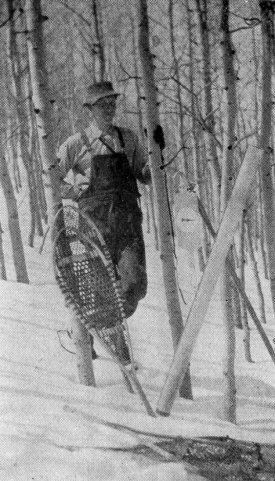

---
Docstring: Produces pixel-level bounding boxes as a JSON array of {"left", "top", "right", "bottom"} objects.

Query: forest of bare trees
[{"left": 0, "top": 0, "right": 275, "bottom": 425}]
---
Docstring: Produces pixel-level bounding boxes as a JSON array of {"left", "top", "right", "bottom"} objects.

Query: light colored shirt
[{"left": 57, "top": 123, "right": 151, "bottom": 199}]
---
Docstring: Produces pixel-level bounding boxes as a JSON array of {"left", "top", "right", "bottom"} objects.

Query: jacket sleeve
[{"left": 57, "top": 136, "right": 82, "bottom": 199}]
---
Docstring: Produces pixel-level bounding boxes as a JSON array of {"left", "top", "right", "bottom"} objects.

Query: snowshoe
[{"left": 53, "top": 204, "right": 153, "bottom": 415}]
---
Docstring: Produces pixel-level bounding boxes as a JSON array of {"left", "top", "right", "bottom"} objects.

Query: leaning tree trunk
[
  {"left": 25, "top": 0, "right": 95, "bottom": 385},
  {"left": 259, "top": 0, "right": 275, "bottom": 318},
  {"left": 157, "top": 145, "right": 261, "bottom": 416},
  {"left": 138, "top": 0, "right": 192, "bottom": 400}
]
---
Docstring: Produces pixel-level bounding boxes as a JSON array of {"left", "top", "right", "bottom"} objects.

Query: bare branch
[{"left": 58, "top": 0, "right": 92, "bottom": 27}]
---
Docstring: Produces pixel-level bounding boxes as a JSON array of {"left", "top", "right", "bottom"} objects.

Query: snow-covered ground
[{"left": 0, "top": 193, "right": 275, "bottom": 480}]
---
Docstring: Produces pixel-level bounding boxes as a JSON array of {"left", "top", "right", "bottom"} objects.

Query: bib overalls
[{"left": 78, "top": 127, "right": 147, "bottom": 318}]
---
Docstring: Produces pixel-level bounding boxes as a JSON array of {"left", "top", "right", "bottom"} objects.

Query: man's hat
[{"left": 83, "top": 82, "right": 119, "bottom": 107}]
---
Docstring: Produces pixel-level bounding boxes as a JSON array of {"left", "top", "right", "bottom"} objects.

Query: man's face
[{"left": 88, "top": 96, "right": 117, "bottom": 131}]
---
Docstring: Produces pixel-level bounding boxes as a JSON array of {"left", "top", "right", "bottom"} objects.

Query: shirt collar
[{"left": 86, "top": 122, "right": 116, "bottom": 140}]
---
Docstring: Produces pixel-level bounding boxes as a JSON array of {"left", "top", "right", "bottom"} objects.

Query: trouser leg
[{"left": 117, "top": 235, "right": 147, "bottom": 318}]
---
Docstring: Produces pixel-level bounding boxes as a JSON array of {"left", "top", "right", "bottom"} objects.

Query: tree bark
[
  {"left": 187, "top": 0, "right": 209, "bottom": 266},
  {"left": 91, "top": 0, "right": 106, "bottom": 81},
  {"left": 138, "top": 0, "right": 192, "bottom": 399},
  {"left": 0, "top": 151, "right": 29, "bottom": 283},
  {"left": 239, "top": 212, "right": 253, "bottom": 362},
  {"left": 195, "top": 0, "right": 221, "bottom": 227},
  {"left": 168, "top": 0, "right": 189, "bottom": 177},
  {"left": 25, "top": 0, "right": 61, "bottom": 227},
  {"left": 71, "top": 315, "right": 95, "bottom": 386},
  {"left": 259, "top": 0, "right": 275, "bottom": 316},
  {"left": 0, "top": 222, "right": 7, "bottom": 280},
  {"left": 246, "top": 215, "right": 267, "bottom": 325},
  {"left": 219, "top": 0, "right": 238, "bottom": 423},
  {"left": 6, "top": 0, "right": 39, "bottom": 247}
]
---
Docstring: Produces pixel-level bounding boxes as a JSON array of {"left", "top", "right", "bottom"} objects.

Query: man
[{"left": 57, "top": 82, "right": 151, "bottom": 359}]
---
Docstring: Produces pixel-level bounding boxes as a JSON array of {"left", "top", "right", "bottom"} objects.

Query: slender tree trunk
[
  {"left": 25, "top": 0, "right": 95, "bottom": 385},
  {"left": 138, "top": 0, "right": 192, "bottom": 399},
  {"left": 6, "top": 114, "right": 20, "bottom": 192},
  {"left": 25, "top": 0, "right": 61, "bottom": 226},
  {"left": 168, "top": 0, "right": 189, "bottom": 177},
  {"left": 239, "top": 212, "right": 253, "bottom": 362},
  {"left": 258, "top": 172, "right": 269, "bottom": 279},
  {"left": 129, "top": 15, "right": 159, "bottom": 248},
  {"left": 0, "top": 151, "right": 29, "bottom": 283},
  {"left": 219, "top": 0, "right": 239, "bottom": 423},
  {"left": 187, "top": 0, "right": 209, "bottom": 266},
  {"left": 71, "top": 315, "right": 95, "bottom": 386},
  {"left": 91, "top": 0, "right": 106, "bottom": 81},
  {"left": 246, "top": 215, "right": 267, "bottom": 325},
  {"left": 0, "top": 222, "right": 7, "bottom": 280},
  {"left": 27, "top": 80, "right": 44, "bottom": 238},
  {"left": 195, "top": 0, "right": 221, "bottom": 227},
  {"left": 259, "top": 0, "right": 275, "bottom": 316}
]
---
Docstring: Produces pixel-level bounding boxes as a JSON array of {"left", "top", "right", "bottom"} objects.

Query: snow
[{"left": 0, "top": 199, "right": 275, "bottom": 480}]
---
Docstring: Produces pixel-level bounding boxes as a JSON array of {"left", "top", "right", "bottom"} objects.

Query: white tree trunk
[
  {"left": 259, "top": 0, "right": 275, "bottom": 318},
  {"left": 0, "top": 222, "right": 7, "bottom": 280},
  {"left": 219, "top": 0, "right": 238, "bottom": 423},
  {"left": 0, "top": 151, "right": 29, "bottom": 283},
  {"left": 25, "top": 0, "right": 61, "bottom": 226},
  {"left": 195, "top": 0, "right": 221, "bottom": 227},
  {"left": 71, "top": 315, "right": 95, "bottom": 386}
]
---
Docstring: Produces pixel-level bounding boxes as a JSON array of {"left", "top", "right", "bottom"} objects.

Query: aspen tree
[
  {"left": 219, "top": 0, "right": 238, "bottom": 423},
  {"left": 91, "top": 0, "right": 106, "bottom": 81},
  {"left": 246, "top": 216, "right": 267, "bottom": 325},
  {"left": 129, "top": 9, "right": 159, "bottom": 249},
  {"left": 25, "top": 0, "right": 95, "bottom": 385},
  {"left": 195, "top": 0, "right": 221, "bottom": 227},
  {"left": 186, "top": 0, "right": 209, "bottom": 265},
  {"left": 259, "top": 0, "right": 275, "bottom": 316},
  {"left": 138, "top": 0, "right": 192, "bottom": 399},
  {"left": 25, "top": 0, "right": 60, "bottom": 227},
  {"left": 239, "top": 212, "right": 253, "bottom": 362},
  {"left": 0, "top": 17, "right": 29, "bottom": 284},
  {"left": 0, "top": 148, "right": 29, "bottom": 283},
  {"left": 168, "top": 0, "right": 188, "bottom": 177},
  {"left": 0, "top": 222, "right": 6, "bottom": 280}
]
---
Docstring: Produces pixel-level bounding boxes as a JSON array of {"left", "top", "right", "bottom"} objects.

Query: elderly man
[{"left": 58, "top": 82, "right": 151, "bottom": 360}]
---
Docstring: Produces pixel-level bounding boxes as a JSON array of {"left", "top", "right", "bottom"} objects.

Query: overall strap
[
  {"left": 114, "top": 126, "right": 125, "bottom": 149},
  {"left": 98, "top": 126, "right": 125, "bottom": 154},
  {"left": 98, "top": 135, "right": 117, "bottom": 155}
]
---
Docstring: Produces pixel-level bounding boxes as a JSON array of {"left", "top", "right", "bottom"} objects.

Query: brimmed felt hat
[{"left": 83, "top": 81, "right": 119, "bottom": 107}]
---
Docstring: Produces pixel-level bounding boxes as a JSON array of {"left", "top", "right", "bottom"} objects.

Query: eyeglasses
[{"left": 93, "top": 97, "right": 117, "bottom": 109}]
